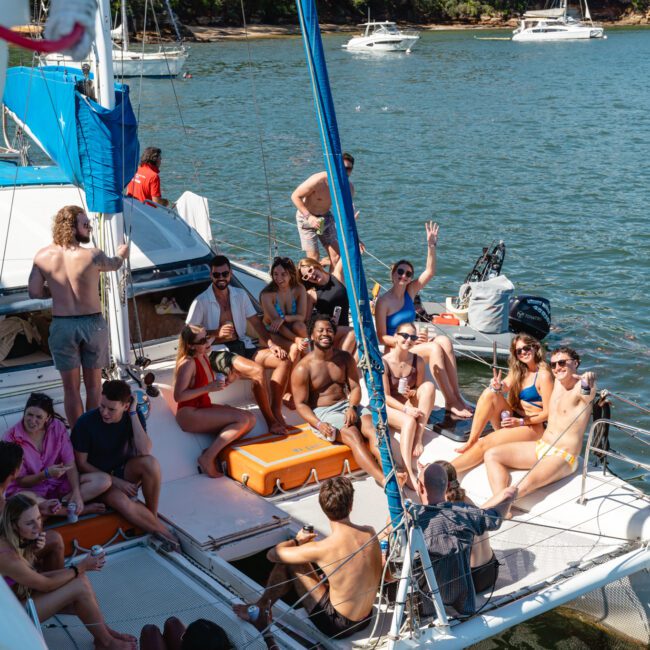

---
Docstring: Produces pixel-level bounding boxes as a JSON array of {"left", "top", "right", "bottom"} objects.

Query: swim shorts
[
  {"left": 49, "top": 313, "right": 109, "bottom": 372},
  {"left": 209, "top": 340, "right": 257, "bottom": 374},
  {"left": 309, "top": 589, "right": 372, "bottom": 639},
  {"left": 471, "top": 552, "right": 500, "bottom": 594},
  {"left": 295, "top": 210, "right": 338, "bottom": 253},
  {"left": 535, "top": 438, "right": 578, "bottom": 472},
  {"left": 312, "top": 400, "right": 371, "bottom": 442}
]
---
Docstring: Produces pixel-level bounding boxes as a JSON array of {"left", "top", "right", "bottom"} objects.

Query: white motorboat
[
  {"left": 343, "top": 21, "right": 419, "bottom": 53},
  {"left": 513, "top": 0, "right": 605, "bottom": 41}
]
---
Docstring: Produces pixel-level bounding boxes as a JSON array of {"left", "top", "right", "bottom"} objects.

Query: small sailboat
[{"left": 512, "top": 0, "right": 605, "bottom": 41}]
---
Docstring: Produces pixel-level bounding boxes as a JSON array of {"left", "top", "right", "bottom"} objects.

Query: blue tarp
[
  {"left": 296, "top": 1, "right": 404, "bottom": 525},
  {"left": 3, "top": 66, "right": 139, "bottom": 213},
  {"left": 0, "top": 163, "right": 71, "bottom": 187}
]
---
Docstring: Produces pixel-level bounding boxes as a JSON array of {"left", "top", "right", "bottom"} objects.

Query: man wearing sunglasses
[
  {"left": 186, "top": 256, "right": 291, "bottom": 435},
  {"left": 484, "top": 347, "right": 595, "bottom": 516},
  {"left": 291, "top": 152, "right": 356, "bottom": 268}
]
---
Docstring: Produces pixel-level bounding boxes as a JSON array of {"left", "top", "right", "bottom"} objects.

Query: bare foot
[
  {"left": 108, "top": 628, "right": 137, "bottom": 643},
  {"left": 449, "top": 403, "right": 473, "bottom": 419},
  {"left": 413, "top": 441, "right": 424, "bottom": 457},
  {"left": 83, "top": 502, "right": 107, "bottom": 515},
  {"left": 282, "top": 394, "right": 295, "bottom": 410},
  {"left": 153, "top": 528, "right": 181, "bottom": 551},
  {"left": 198, "top": 452, "right": 223, "bottom": 478},
  {"left": 94, "top": 635, "right": 136, "bottom": 649},
  {"left": 396, "top": 470, "right": 409, "bottom": 488},
  {"left": 269, "top": 420, "right": 288, "bottom": 436}
]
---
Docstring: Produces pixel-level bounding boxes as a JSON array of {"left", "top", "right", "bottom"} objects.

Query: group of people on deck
[{"left": 0, "top": 152, "right": 596, "bottom": 646}]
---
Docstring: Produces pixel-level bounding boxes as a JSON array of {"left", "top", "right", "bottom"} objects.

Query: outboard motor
[{"left": 509, "top": 295, "right": 551, "bottom": 340}]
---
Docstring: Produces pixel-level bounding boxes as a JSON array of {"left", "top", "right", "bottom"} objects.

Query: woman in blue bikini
[
  {"left": 260, "top": 257, "right": 308, "bottom": 363},
  {"left": 375, "top": 222, "right": 472, "bottom": 418},
  {"left": 452, "top": 333, "right": 553, "bottom": 474}
]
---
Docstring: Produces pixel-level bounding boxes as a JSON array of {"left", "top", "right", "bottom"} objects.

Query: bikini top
[
  {"left": 385, "top": 355, "right": 418, "bottom": 402},
  {"left": 275, "top": 294, "right": 297, "bottom": 319},
  {"left": 519, "top": 371, "right": 543, "bottom": 408},
  {"left": 385, "top": 292, "right": 416, "bottom": 336},
  {"left": 176, "top": 357, "right": 214, "bottom": 410}
]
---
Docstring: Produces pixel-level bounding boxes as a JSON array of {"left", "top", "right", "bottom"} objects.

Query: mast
[{"left": 94, "top": 0, "right": 132, "bottom": 371}]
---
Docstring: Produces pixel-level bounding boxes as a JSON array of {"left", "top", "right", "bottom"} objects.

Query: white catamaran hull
[{"left": 513, "top": 24, "right": 605, "bottom": 41}]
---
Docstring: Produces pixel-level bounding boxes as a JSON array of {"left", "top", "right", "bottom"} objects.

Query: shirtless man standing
[
  {"left": 28, "top": 206, "right": 128, "bottom": 427},
  {"left": 234, "top": 476, "right": 381, "bottom": 639},
  {"left": 484, "top": 346, "right": 595, "bottom": 513},
  {"left": 291, "top": 153, "right": 355, "bottom": 267},
  {"left": 291, "top": 314, "right": 385, "bottom": 485}
]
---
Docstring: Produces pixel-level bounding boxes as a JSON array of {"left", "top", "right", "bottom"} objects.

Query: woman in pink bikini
[{"left": 174, "top": 325, "right": 256, "bottom": 478}]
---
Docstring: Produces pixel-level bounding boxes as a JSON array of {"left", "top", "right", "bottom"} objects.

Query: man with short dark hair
[
  {"left": 186, "top": 255, "right": 291, "bottom": 435},
  {"left": 290, "top": 153, "right": 356, "bottom": 266},
  {"left": 72, "top": 380, "right": 178, "bottom": 546},
  {"left": 291, "top": 314, "right": 385, "bottom": 485},
  {"left": 0, "top": 441, "right": 64, "bottom": 571},
  {"left": 485, "top": 346, "right": 595, "bottom": 511},
  {"left": 126, "top": 146, "right": 169, "bottom": 207},
  {"left": 234, "top": 476, "right": 381, "bottom": 639},
  {"left": 416, "top": 463, "right": 516, "bottom": 615},
  {"left": 28, "top": 205, "right": 129, "bottom": 427}
]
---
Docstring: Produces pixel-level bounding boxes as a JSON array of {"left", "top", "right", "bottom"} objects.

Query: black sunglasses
[
  {"left": 515, "top": 344, "right": 535, "bottom": 356},
  {"left": 550, "top": 359, "right": 571, "bottom": 369},
  {"left": 192, "top": 337, "right": 208, "bottom": 346},
  {"left": 395, "top": 268, "right": 413, "bottom": 278},
  {"left": 211, "top": 270, "right": 230, "bottom": 279},
  {"left": 397, "top": 332, "right": 418, "bottom": 342}
]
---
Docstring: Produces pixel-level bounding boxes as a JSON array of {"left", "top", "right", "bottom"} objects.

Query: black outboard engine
[{"left": 509, "top": 295, "right": 551, "bottom": 340}]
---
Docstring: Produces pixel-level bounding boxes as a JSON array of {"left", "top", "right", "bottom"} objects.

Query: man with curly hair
[
  {"left": 126, "top": 146, "right": 169, "bottom": 207},
  {"left": 28, "top": 205, "right": 129, "bottom": 427}
]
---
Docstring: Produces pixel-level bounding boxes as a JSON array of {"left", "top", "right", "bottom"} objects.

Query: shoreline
[{"left": 186, "top": 17, "right": 650, "bottom": 41}]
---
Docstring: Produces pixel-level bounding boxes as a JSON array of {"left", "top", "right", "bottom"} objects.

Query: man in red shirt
[{"left": 126, "top": 147, "right": 169, "bottom": 206}]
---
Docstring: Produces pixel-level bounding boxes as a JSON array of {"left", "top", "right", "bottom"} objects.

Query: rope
[
  {"left": 210, "top": 217, "right": 301, "bottom": 252},
  {"left": 605, "top": 391, "right": 650, "bottom": 416}
]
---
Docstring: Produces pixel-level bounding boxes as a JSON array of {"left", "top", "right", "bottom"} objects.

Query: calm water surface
[{"left": 129, "top": 28, "right": 647, "bottom": 646}]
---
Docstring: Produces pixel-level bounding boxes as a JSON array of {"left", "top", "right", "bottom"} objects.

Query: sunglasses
[
  {"left": 211, "top": 271, "right": 230, "bottom": 279},
  {"left": 192, "top": 337, "right": 208, "bottom": 346},
  {"left": 395, "top": 268, "right": 413, "bottom": 278},
  {"left": 397, "top": 332, "right": 418, "bottom": 342},
  {"left": 550, "top": 359, "right": 571, "bottom": 369},
  {"left": 515, "top": 344, "right": 535, "bottom": 356}
]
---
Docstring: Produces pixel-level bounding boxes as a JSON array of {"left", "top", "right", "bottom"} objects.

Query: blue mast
[{"left": 295, "top": 0, "right": 403, "bottom": 525}]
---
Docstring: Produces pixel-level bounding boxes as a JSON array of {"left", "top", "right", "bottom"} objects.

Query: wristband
[
  {"left": 71, "top": 564, "right": 79, "bottom": 578},
  {"left": 489, "top": 385, "right": 500, "bottom": 393},
  {"left": 315, "top": 420, "right": 322, "bottom": 430},
  {"left": 292, "top": 537, "right": 300, "bottom": 546},
  {"left": 129, "top": 411, "right": 137, "bottom": 416},
  {"left": 44, "top": 467, "right": 50, "bottom": 479}
]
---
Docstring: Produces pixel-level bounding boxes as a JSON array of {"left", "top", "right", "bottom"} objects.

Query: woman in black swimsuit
[
  {"left": 381, "top": 322, "right": 436, "bottom": 489},
  {"left": 297, "top": 257, "right": 356, "bottom": 353}
]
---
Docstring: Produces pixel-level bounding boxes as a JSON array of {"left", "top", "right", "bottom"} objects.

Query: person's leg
[
  {"left": 296, "top": 210, "right": 320, "bottom": 260},
  {"left": 162, "top": 616, "right": 186, "bottom": 650},
  {"left": 435, "top": 336, "right": 472, "bottom": 418},
  {"left": 385, "top": 407, "right": 419, "bottom": 489},
  {"left": 256, "top": 349, "right": 293, "bottom": 422},
  {"left": 413, "top": 381, "right": 436, "bottom": 457},
  {"left": 516, "top": 455, "right": 575, "bottom": 499},
  {"left": 339, "top": 425, "right": 385, "bottom": 486},
  {"left": 34, "top": 575, "right": 136, "bottom": 649},
  {"left": 334, "top": 326, "right": 356, "bottom": 354},
  {"left": 79, "top": 471, "right": 112, "bottom": 504},
  {"left": 124, "top": 456, "right": 162, "bottom": 515},
  {"left": 140, "top": 624, "right": 165, "bottom": 650},
  {"left": 455, "top": 387, "right": 509, "bottom": 459},
  {"left": 35, "top": 530, "right": 65, "bottom": 572},
  {"left": 484, "top": 441, "right": 537, "bottom": 499},
  {"left": 59, "top": 368, "right": 84, "bottom": 428},
  {"left": 82, "top": 367, "right": 103, "bottom": 413},
  {"left": 176, "top": 406, "right": 256, "bottom": 477},
  {"left": 233, "top": 355, "right": 286, "bottom": 434}
]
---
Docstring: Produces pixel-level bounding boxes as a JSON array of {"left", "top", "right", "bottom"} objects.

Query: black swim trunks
[
  {"left": 209, "top": 340, "right": 257, "bottom": 374},
  {"left": 471, "top": 552, "right": 500, "bottom": 594},
  {"left": 309, "top": 590, "right": 372, "bottom": 639}
]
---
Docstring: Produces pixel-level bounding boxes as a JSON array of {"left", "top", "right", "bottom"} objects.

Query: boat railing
[{"left": 580, "top": 418, "right": 650, "bottom": 505}]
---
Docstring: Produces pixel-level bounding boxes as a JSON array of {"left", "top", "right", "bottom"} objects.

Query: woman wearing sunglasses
[
  {"left": 381, "top": 323, "right": 436, "bottom": 489},
  {"left": 297, "top": 256, "right": 356, "bottom": 353},
  {"left": 259, "top": 257, "right": 308, "bottom": 362},
  {"left": 174, "top": 325, "right": 256, "bottom": 477},
  {"left": 452, "top": 334, "right": 553, "bottom": 474},
  {"left": 375, "top": 222, "right": 471, "bottom": 418}
]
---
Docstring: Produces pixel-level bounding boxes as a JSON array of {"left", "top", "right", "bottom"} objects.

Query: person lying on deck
[
  {"left": 174, "top": 324, "right": 256, "bottom": 477},
  {"left": 452, "top": 334, "right": 553, "bottom": 475},
  {"left": 0, "top": 441, "right": 64, "bottom": 573},
  {"left": 484, "top": 346, "right": 595, "bottom": 516},
  {"left": 374, "top": 222, "right": 472, "bottom": 418},
  {"left": 3, "top": 392, "right": 110, "bottom": 516},
  {"left": 381, "top": 322, "right": 436, "bottom": 490},
  {"left": 234, "top": 476, "right": 381, "bottom": 640},
  {"left": 186, "top": 254, "right": 291, "bottom": 435},
  {"left": 291, "top": 314, "right": 386, "bottom": 486},
  {"left": 0, "top": 493, "right": 137, "bottom": 650},
  {"left": 71, "top": 380, "right": 179, "bottom": 547},
  {"left": 140, "top": 616, "right": 233, "bottom": 650}
]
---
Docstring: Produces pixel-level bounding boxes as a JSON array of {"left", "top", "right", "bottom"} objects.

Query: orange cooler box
[{"left": 220, "top": 424, "right": 359, "bottom": 496}]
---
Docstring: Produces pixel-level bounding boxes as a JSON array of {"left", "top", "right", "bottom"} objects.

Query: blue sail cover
[
  {"left": 296, "top": 1, "right": 404, "bottom": 525},
  {"left": 3, "top": 66, "right": 139, "bottom": 213}
]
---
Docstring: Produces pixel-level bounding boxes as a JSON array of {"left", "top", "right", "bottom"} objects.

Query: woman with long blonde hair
[
  {"left": 452, "top": 334, "right": 553, "bottom": 474},
  {"left": 0, "top": 494, "right": 136, "bottom": 649},
  {"left": 174, "top": 324, "right": 256, "bottom": 478}
]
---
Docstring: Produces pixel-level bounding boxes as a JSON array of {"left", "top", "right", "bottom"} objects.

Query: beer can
[
  {"left": 66, "top": 502, "right": 78, "bottom": 523},
  {"left": 90, "top": 545, "right": 104, "bottom": 557},
  {"left": 247, "top": 604, "right": 260, "bottom": 622},
  {"left": 303, "top": 524, "right": 314, "bottom": 533},
  {"left": 500, "top": 410, "right": 511, "bottom": 423},
  {"left": 398, "top": 377, "right": 409, "bottom": 395},
  {"left": 580, "top": 379, "right": 590, "bottom": 395},
  {"left": 332, "top": 305, "right": 342, "bottom": 325}
]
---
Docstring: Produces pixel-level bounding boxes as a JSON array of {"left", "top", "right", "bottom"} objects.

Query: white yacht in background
[
  {"left": 343, "top": 20, "right": 419, "bottom": 53},
  {"left": 513, "top": 0, "right": 605, "bottom": 41}
]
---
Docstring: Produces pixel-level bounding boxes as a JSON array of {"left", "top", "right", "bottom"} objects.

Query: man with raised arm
[
  {"left": 291, "top": 153, "right": 356, "bottom": 267},
  {"left": 291, "top": 314, "right": 386, "bottom": 486},
  {"left": 186, "top": 255, "right": 291, "bottom": 435},
  {"left": 484, "top": 346, "right": 595, "bottom": 512},
  {"left": 28, "top": 206, "right": 129, "bottom": 427},
  {"left": 233, "top": 477, "right": 381, "bottom": 639}
]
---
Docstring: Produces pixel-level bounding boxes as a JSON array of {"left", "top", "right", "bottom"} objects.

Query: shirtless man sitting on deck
[
  {"left": 291, "top": 314, "right": 386, "bottom": 486},
  {"left": 484, "top": 346, "right": 595, "bottom": 515},
  {"left": 234, "top": 476, "right": 381, "bottom": 640}
]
